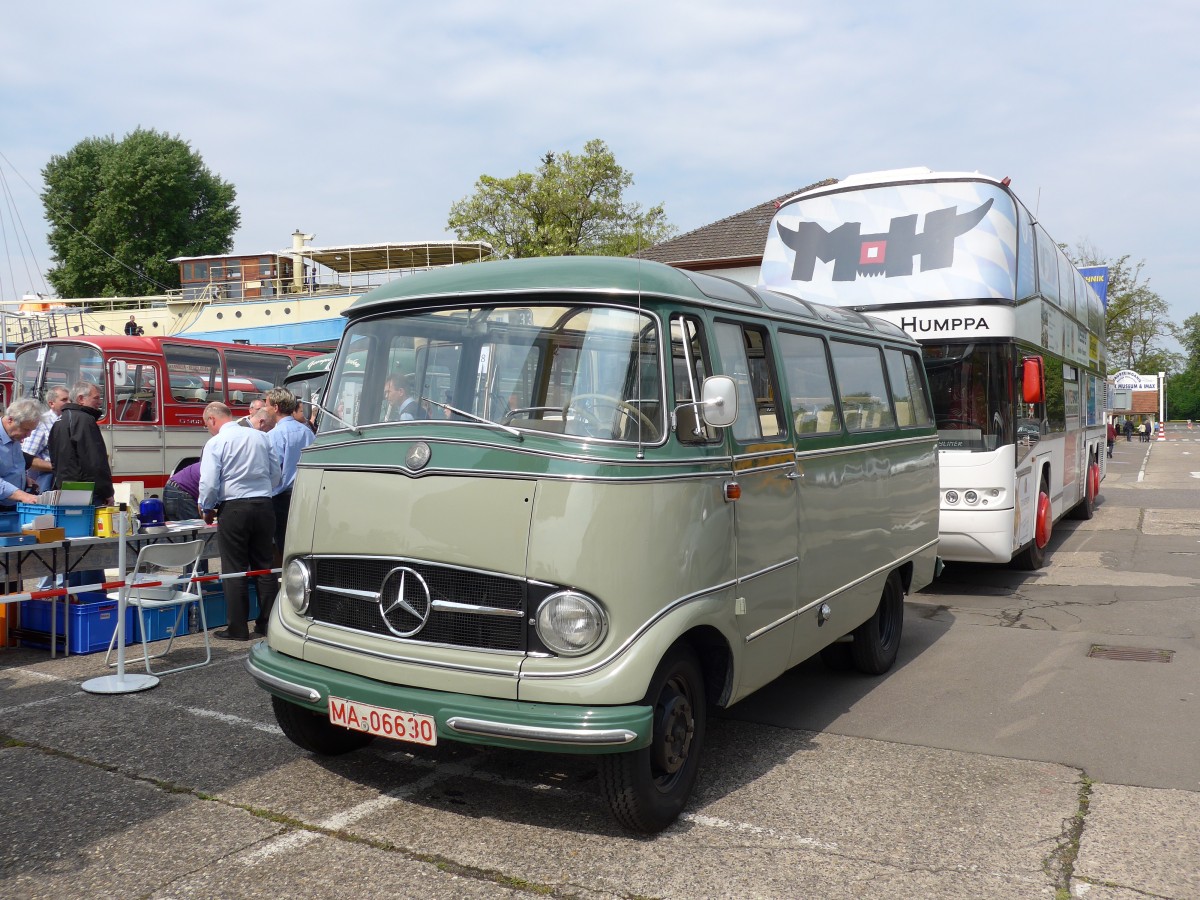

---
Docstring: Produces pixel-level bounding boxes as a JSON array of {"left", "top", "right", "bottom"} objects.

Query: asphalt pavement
[{"left": 1, "top": 428, "right": 1198, "bottom": 899}]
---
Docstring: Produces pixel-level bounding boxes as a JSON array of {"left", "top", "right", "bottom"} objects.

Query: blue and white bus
[{"left": 760, "top": 168, "right": 1107, "bottom": 569}]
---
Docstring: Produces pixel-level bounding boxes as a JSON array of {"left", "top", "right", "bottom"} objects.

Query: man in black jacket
[{"left": 48, "top": 380, "right": 114, "bottom": 506}]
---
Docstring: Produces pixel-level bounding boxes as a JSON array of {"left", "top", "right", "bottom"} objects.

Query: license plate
[{"left": 328, "top": 696, "right": 437, "bottom": 746}]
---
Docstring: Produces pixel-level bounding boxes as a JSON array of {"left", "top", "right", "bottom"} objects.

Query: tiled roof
[{"left": 633, "top": 178, "right": 837, "bottom": 266}]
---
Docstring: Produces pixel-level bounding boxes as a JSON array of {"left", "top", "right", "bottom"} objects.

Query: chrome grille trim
[{"left": 305, "top": 555, "right": 531, "bottom": 652}]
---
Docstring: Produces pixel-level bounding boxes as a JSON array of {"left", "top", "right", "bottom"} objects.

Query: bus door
[
  {"left": 107, "top": 355, "right": 165, "bottom": 483},
  {"left": 712, "top": 321, "right": 799, "bottom": 694}
]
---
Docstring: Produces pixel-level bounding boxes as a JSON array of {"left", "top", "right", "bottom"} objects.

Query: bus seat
[
  {"left": 118, "top": 399, "right": 150, "bottom": 422},
  {"left": 894, "top": 401, "right": 913, "bottom": 426},
  {"left": 816, "top": 410, "right": 836, "bottom": 433}
]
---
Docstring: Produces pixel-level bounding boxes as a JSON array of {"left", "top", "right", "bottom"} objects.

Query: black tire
[
  {"left": 600, "top": 644, "right": 706, "bottom": 833},
  {"left": 1070, "top": 461, "right": 1097, "bottom": 521},
  {"left": 272, "top": 695, "right": 376, "bottom": 755},
  {"left": 1013, "top": 483, "right": 1051, "bottom": 570},
  {"left": 850, "top": 573, "right": 904, "bottom": 675}
]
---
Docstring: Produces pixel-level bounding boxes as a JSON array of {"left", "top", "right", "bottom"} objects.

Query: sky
[{"left": 2, "top": 1, "right": 1198, "bottom": 339}]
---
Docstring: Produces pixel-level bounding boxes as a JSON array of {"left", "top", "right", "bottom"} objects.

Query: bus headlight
[
  {"left": 284, "top": 559, "right": 312, "bottom": 615},
  {"left": 944, "top": 490, "right": 959, "bottom": 504},
  {"left": 535, "top": 591, "right": 607, "bottom": 656},
  {"left": 964, "top": 490, "right": 979, "bottom": 504}
]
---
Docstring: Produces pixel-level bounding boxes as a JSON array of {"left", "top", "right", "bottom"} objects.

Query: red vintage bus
[{"left": 14, "top": 336, "right": 318, "bottom": 487}]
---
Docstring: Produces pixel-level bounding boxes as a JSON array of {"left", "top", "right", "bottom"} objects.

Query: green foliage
[
  {"left": 1166, "top": 368, "right": 1200, "bottom": 420},
  {"left": 447, "top": 139, "right": 675, "bottom": 258},
  {"left": 41, "top": 128, "right": 239, "bottom": 298}
]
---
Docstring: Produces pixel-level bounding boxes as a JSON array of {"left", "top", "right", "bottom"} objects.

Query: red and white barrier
[{"left": 0, "top": 568, "right": 280, "bottom": 606}]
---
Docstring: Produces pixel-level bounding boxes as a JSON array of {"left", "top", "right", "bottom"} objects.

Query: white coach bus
[{"left": 760, "top": 168, "right": 1107, "bottom": 568}]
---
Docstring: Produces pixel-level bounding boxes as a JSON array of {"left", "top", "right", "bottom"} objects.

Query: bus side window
[
  {"left": 829, "top": 341, "right": 896, "bottom": 432},
  {"left": 164, "top": 344, "right": 221, "bottom": 404},
  {"left": 884, "top": 348, "right": 933, "bottom": 428},
  {"left": 713, "top": 321, "right": 785, "bottom": 443},
  {"left": 112, "top": 360, "right": 159, "bottom": 423},
  {"left": 670, "top": 315, "right": 720, "bottom": 444},
  {"left": 778, "top": 331, "right": 840, "bottom": 436}
]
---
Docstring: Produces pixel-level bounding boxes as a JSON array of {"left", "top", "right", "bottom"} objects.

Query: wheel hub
[{"left": 653, "top": 685, "right": 694, "bottom": 776}]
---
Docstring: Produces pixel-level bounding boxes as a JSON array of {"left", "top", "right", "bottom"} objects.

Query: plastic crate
[
  {"left": 199, "top": 582, "right": 260, "bottom": 631},
  {"left": 0, "top": 511, "right": 19, "bottom": 533},
  {"left": 131, "top": 604, "right": 190, "bottom": 643},
  {"left": 17, "top": 504, "right": 95, "bottom": 538},
  {"left": 19, "top": 598, "right": 135, "bottom": 654}
]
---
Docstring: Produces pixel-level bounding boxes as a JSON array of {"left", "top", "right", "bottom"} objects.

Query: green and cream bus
[{"left": 247, "top": 256, "right": 940, "bottom": 832}]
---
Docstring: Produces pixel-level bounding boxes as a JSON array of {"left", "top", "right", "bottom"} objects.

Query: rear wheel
[
  {"left": 850, "top": 573, "right": 905, "bottom": 675},
  {"left": 600, "top": 644, "right": 706, "bottom": 833},
  {"left": 272, "top": 695, "right": 376, "bottom": 755},
  {"left": 1070, "top": 461, "right": 1099, "bottom": 521}
]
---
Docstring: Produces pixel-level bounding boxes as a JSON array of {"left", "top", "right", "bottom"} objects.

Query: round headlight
[
  {"left": 944, "top": 490, "right": 959, "bottom": 504},
  {"left": 964, "top": 490, "right": 979, "bottom": 504},
  {"left": 535, "top": 591, "right": 607, "bottom": 656},
  {"left": 284, "top": 559, "right": 311, "bottom": 615}
]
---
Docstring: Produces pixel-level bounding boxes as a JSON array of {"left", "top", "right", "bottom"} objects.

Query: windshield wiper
[
  {"left": 422, "top": 398, "right": 523, "bottom": 441},
  {"left": 300, "top": 399, "right": 362, "bottom": 435}
]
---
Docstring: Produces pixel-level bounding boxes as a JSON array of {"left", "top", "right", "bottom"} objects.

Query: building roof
[{"left": 632, "top": 179, "right": 838, "bottom": 269}]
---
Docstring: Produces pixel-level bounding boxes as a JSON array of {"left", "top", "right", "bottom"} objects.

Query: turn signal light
[{"left": 724, "top": 481, "right": 741, "bottom": 501}]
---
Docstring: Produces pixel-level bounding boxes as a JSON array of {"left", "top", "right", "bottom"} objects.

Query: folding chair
[{"left": 104, "top": 539, "right": 210, "bottom": 675}]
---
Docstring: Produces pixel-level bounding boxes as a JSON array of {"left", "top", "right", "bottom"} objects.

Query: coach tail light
[
  {"left": 284, "top": 558, "right": 312, "bottom": 615},
  {"left": 535, "top": 591, "right": 608, "bottom": 656}
]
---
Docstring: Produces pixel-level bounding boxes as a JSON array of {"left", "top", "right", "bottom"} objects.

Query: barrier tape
[{"left": 1, "top": 568, "right": 281, "bottom": 605}]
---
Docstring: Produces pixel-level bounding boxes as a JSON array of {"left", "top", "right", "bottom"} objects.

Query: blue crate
[
  {"left": 0, "top": 511, "right": 19, "bottom": 533},
  {"left": 131, "top": 604, "right": 190, "bottom": 643},
  {"left": 199, "top": 582, "right": 260, "bottom": 630},
  {"left": 17, "top": 504, "right": 95, "bottom": 538},
  {"left": 19, "top": 598, "right": 135, "bottom": 654}
]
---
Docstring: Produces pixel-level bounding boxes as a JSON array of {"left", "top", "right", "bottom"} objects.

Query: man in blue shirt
[
  {"left": 22, "top": 386, "right": 68, "bottom": 492},
  {"left": 265, "top": 387, "right": 314, "bottom": 563},
  {"left": 199, "top": 402, "right": 281, "bottom": 641},
  {"left": 0, "top": 399, "right": 46, "bottom": 510}
]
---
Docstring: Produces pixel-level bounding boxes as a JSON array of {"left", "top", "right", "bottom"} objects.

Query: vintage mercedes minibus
[{"left": 247, "top": 256, "right": 940, "bottom": 832}]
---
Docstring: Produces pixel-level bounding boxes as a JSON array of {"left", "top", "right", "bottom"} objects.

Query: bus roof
[
  {"left": 286, "top": 352, "right": 334, "bottom": 380},
  {"left": 17, "top": 334, "right": 316, "bottom": 357},
  {"left": 345, "top": 256, "right": 917, "bottom": 345}
]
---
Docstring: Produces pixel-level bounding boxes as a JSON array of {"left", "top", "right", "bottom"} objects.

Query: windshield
[
  {"left": 15, "top": 343, "right": 104, "bottom": 404},
  {"left": 923, "top": 342, "right": 1015, "bottom": 451},
  {"left": 322, "top": 304, "right": 663, "bottom": 443}
]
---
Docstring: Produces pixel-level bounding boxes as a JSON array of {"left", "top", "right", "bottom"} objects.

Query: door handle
[{"left": 786, "top": 468, "right": 804, "bottom": 481}]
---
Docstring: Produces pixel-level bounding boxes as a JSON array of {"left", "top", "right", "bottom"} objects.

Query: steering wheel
[{"left": 567, "top": 393, "right": 659, "bottom": 440}]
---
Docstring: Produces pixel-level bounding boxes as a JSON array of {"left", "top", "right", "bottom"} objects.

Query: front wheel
[
  {"left": 272, "top": 695, "right": 376, "bottom": 755},
  {"left": 1013, "top": 485, "right": 1052, "bottom": 570},
  {"left": 600, "top": 644, "right": 706, "bottom": 833},
  {"left": 850, "top": 572, "right": 905, "bottom": 675}
]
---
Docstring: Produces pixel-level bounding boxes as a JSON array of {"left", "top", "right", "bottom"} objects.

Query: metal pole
[{"left": 82, "top": 504, "right": 159, "bottom": 693}]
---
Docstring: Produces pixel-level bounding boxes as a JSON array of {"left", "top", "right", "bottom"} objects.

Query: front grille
[{"left": 308, "top": 557, "right": 527, "bottom": 652}]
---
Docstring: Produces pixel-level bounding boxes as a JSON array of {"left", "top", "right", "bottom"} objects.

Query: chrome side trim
[
  {"left": 745, "top": 539, "right": 939, "bottom": 643},
  {"left": 244, "top": 656, "right": 321, "bottom": 703},
  {"left": 794, "top": 433, "right": 937, "bottom": 460},
  {"left": 736, "top": 556, "right": 799, "bottom": 585},
  {"left": 446, "top": 716, "right": 637, "bottom": 747},
  {"left": 299, "top": 462, "right": 734, "bottom": 485}
]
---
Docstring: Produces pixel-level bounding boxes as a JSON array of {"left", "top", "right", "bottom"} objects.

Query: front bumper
[{"left": 246, "top": 642, "right": 652, "bottom": 754}]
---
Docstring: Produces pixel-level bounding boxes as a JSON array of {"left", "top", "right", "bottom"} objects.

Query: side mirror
[
  {"left": 701, "top": 375, "right": 738, "bottom": 428},
  {"left": 112, "top": 360, "right": 128, "bottom": 387},
  {"left": 1021, "top": 357, "right": 1044, "bottom": 404}
]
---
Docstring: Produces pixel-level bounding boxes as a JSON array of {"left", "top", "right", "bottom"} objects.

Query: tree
[
  {"left": 447, "top": 140, "right": 675, "bottom": 258},
  {"left": 42, "top": 128, "right": 239, "bottom": 298},
  {"left": 1065, "top": 242, "right": 1180, "bottom": 374},
  {"left": 1166, "top": 313, "right": 1200, "bottom": 420}
]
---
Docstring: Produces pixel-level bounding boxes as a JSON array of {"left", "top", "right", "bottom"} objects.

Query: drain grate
[{"left": 1088, "top": 645, "right": 1174, "bottom": 663}]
